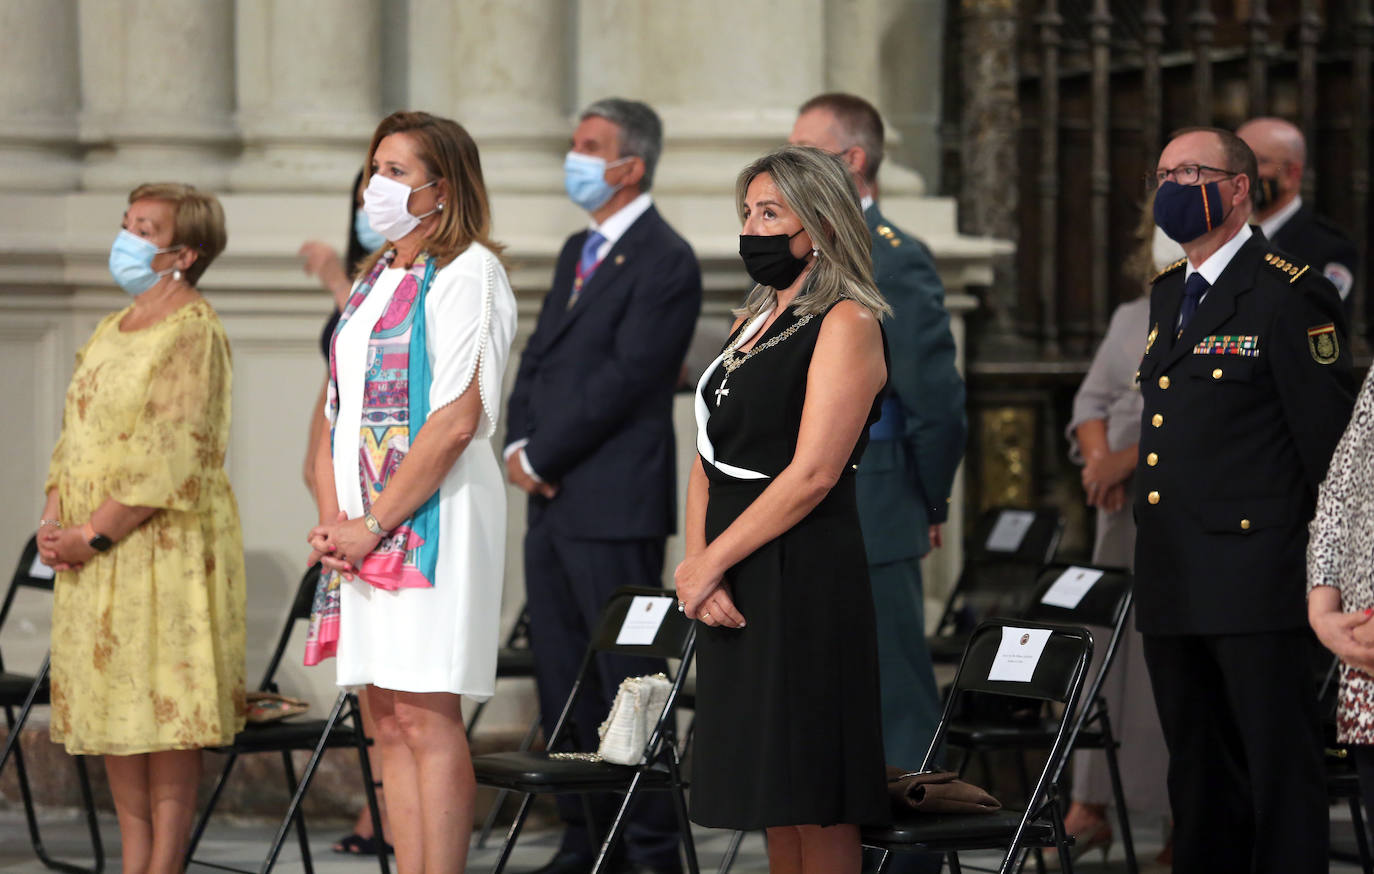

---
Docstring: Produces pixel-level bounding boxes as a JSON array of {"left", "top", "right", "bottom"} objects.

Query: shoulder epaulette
[
  {"left": 1150, "top": 257, "right": 1186, "bottom": 283},
  {"left": 1263, "top": 252, "right": 1311, "bottom": 285},
  {"left": 874, "top": 223, "right": 902, "bottom": 248}
]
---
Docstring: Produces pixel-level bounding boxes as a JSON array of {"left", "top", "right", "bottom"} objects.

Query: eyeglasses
[{"left": 1148, "top": 164, "right": 1239, "bottom": 188}]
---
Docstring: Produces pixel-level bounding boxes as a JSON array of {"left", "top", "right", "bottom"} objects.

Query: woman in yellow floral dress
[{"left": 37, "top": 183, "right": 245, "bottom": 874}]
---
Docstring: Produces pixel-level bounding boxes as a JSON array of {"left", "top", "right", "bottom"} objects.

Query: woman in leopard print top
[{"left": 1309, "top": 368, "right": 1374, "bottom": 811}]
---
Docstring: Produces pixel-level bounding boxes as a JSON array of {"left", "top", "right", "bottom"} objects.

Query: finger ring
[
  {"left": 702, "top": 611, "right": 710, "bottom": 621},
  {"left": 677, "top": 600, "right": 685, "bottom": 612}
]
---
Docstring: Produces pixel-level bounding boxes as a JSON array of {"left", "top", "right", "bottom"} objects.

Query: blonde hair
[
  {"left": 1122, "top": 190, "right": 1159, "bottom": 288},
  {"left": 734, "top": 146, "right": 891, "bottom": 320},
  {"left": 356, "top": 111, "right": 505, "bottom": 276},
  {"left": 127, "top": 182, "right": 227, "bottom": 286}
]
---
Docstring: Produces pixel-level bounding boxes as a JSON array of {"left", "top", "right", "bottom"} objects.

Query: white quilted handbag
[{"left": 595, "top": 673, "right": 673, "bottom": 765}]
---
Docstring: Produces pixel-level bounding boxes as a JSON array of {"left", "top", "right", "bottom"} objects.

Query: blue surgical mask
[
  {"left": 354, "top": 207, "right": 386, "bottom": 251},
  {"left": 1153, "top": 180, "right": 1229, "bottom": 244},
  {"left": 108, "top": 229, "right": 182, "bottom": 296},
  {"left": 564, "top": 152, "right": 632, "bottom": 212}
]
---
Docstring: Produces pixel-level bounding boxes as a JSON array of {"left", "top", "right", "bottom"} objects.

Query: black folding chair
[
  {"left": 0, "top": 535, "right": 104, "bottom": 874},
  {"left": 943, "top": 564, "right": 1138, "bottom": 873},
  {"left": 862, "top": 619, "right": 1093, "bottom": 874},
  {"left": 184, "top": 564, "right": 387, "bottom": 874},
  {"left": 928, "top": 508, "right": 1065, "bottom": 665},
  {"left": 473, "top": 586, "right": 698, "bottom": 874}
]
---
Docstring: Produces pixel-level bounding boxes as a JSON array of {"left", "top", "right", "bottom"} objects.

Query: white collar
[
  {"left": 860, "top": 194, "right": 875, "bottom": 212},
  {"left": 1186, "top": 223, "right": 1252, "bottom": 287},
  {"left": 1258, "top": 195, "right": 1303, "bottom": 240},
  {"left": 589, "top": 193, "right": 653, "bottom": 245}
]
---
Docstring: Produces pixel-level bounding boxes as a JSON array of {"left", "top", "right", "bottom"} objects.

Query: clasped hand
[
  {"left": 1313, "top": 605, "right": 1374, "bottom": 676},
  {"left": 307, "top": 510, "right": 381, "bottom": 580},
  {"left": 36, "top": 525, "right": 95, "bottom": 572},
  {"left": 673, "top": 551, "right": 746, "bottom": 629}
]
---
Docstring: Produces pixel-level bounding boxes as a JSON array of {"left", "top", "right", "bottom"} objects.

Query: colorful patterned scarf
[{"left": 304, "top": 253, "right": 439, "bottom": 665}]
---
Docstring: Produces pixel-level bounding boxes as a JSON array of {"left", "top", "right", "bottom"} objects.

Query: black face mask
[
  {"left": 739, "top": 229, "right": 809, "bottom": 290},
  {"left": 1253, "top": 176, "right": 1280, "bottom": 211}
]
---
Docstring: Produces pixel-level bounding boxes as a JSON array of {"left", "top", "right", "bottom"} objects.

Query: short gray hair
[{"left": 580, "top": 98, "right": 663, "bottom": 191}]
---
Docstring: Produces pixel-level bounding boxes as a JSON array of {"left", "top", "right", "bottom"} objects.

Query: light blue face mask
[
  {"left": 563, "top": 152, "right": 632, "bottom": 212},
  {"left": 108, "top": 229, "right": 182, "bottom": 296},
  {"left": 353, "top": 207, "right": 387, "bottom": 251}
]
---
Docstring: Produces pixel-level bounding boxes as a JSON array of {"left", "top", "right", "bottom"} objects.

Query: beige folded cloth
[{"left": 885, "top": 766, "right": 1001, "bottom": 814}]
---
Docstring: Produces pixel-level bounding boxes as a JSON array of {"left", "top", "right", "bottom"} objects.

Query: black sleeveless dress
[{"left": 688, "top": 301, "right": 890, "bottom": 830}]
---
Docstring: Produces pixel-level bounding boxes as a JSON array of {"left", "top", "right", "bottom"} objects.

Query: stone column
[
  {"left": 77, "top": 0, "right": 236, "bottom": 191},
  {"left": 230, "top": 0, "right": 384, "bottom": 192},
  {"left": 406, "top": 0, "right": 570, "bottom": 192},
  {"left": 958, "top": 0, "right": 1022, "bottom": 348},
  {"left": 576, "top": 0, "right": 826, "bottom": 192},
  {"left": 0, "top": 0, "right": 81, "bottom": 191},
  {"left": 823, "top": 0, "right": 940, "bottom": 196}
]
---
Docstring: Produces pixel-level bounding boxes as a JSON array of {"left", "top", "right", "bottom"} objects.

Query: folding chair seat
[
  {"left": 0, "top": 535, "right": 104, "bottom": 874},
  {"left": 863, "top": 619, "right": 1092, "bottom": 874},
  {"left": 184, "top": 564, "right": 387, "bottom": 874},
  {"left": 474, "top": 586, "right": 698, "bottom": 874},
  {"left": 943, "top": 563, "right": 1138, "bottom": 873},
  {"left": 928, "top": 508, "right": 1064, "bottom": 665}
]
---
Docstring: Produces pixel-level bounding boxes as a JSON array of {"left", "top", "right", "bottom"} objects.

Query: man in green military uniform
[{"left": 791, "top": 94, "right": 967, "bottom": 779}]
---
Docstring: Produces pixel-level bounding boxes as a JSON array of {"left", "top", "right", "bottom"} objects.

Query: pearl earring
[
  {"left": 812, "top": 247, "right": 819, "bottom": 258},
  {"left": 437, "top": 202, "right": 445, "bottom": 211},
  {"left": 172, "top": 269, "right": 183, "bottom": 281}
]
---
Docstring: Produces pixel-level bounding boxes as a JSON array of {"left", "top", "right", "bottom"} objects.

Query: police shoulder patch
[
  {"left": 1307, "top": 323, "right": 1339, "bottom": 365},
  {"left": 1151, "top": 257, "right": 1186, "bottom": 284}
]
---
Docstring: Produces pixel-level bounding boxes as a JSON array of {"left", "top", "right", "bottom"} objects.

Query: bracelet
[
  {"left": 363, "top": 512, "right": 386, "bottom": 537},
  {"left": 38, "top": 519, "right": 62, "bottom": 529}
]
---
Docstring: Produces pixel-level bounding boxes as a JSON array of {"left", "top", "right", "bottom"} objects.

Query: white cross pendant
[{"left": 714, "top": 376, "right": 730, "bottom": 406}]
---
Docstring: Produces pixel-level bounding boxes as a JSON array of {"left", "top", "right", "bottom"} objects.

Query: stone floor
[{"left": 0, "top": 808, "right": 1365, "bottom": 873}]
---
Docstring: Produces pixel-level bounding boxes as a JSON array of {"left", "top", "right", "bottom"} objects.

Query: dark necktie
[
  {"left": 569, "top": 231, "right": 606, "bottom": 308},
  {"left": 1178, "top": 272, "right": 1209, "bottom": 334}
]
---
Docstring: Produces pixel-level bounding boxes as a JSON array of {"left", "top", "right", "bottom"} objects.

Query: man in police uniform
[
  {"left": 790, "top": 93, "right": 966, "bottom": 784},
  {"left": 1136, "top": 127, "right": 1356, "bottom": 872},
  {"left": 1236, "top": 117, "right": 1359, "bottom": 317}
]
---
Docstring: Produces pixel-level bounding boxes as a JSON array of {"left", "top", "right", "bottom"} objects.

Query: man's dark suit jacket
[
  {"left": 1133, "top": 228, "right": 1356, "bottom": 635},
  {"left": 504, "top": 204, "right": 702, "bottom": 540}
]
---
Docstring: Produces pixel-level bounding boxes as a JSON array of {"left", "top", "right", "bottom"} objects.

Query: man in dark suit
[
  {"left": 504, "top": 98, "right": 702, "bottom": 874},
  {"left": 1136, "top": 127, "right": 1356, "bottom": 873},
  {"left": 791, "top": 94, "right": 966, "bottom": 874},
  {"left": 1237, "top": 117, "right": 1359, "bottom": 316}
]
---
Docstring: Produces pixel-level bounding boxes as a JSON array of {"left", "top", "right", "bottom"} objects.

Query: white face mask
[{"left": 362, "top": 173, "right": 438, "bottom": 242}]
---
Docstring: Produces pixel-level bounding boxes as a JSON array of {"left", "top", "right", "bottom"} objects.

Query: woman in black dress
[{"left": 676, "top": 145, "right": 892, "bottom": 874}]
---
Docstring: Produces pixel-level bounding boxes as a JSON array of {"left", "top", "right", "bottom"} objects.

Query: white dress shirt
[{"left": 1178, "top": 223, "right": 1252, "bottom": 329}]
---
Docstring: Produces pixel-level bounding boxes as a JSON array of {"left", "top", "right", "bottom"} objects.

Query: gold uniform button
[
  {"left": 1158, "top": 376, "right": 1170, "bottom": 389},
  {"left": 1148, "top": 490, "right": 1160, "bottom": 505},
  {"left": 1146, "top": 452, "right": 1158, "bottom": 467},
  {"left": 1240, "top": 519, "right": 1251, "bottom": 530},
  {"left": 1212, "top": 368, "right": 1223, "bottom": 379},
  {"left": 1151, "top": 413, "right": 1164, "bottom": 428}
]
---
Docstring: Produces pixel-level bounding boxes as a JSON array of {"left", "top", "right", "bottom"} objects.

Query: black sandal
[{"left": 332, "top": 833, "right": 394, "bottom": 856}]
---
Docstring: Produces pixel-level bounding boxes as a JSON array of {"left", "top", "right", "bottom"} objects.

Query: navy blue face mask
[{"left": 1153, "top": 179, "right": 1228, "bottom": 244}]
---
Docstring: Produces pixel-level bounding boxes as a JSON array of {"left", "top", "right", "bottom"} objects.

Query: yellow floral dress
[{"left": 44, "top": 298, "right": 246, "bottom": 755}]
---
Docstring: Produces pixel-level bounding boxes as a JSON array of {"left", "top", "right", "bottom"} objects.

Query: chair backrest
[
  {"left": 257, "top": 564, "right": 322, "bottom": 692},
  {"left": 967, "top": 507, "right": 1064, "bottom": 565},
  {"left": 589, "top": 586, "right": 695, "bottom": 661},
  {"left": 922, "top": 620, "right": 1092, "bottom": 870},
  {"left": 0, "top": 536, "right": 58, "bottom": 672},
  {"left": 1, "top": 536, "right": 56, "bottom": 629}
]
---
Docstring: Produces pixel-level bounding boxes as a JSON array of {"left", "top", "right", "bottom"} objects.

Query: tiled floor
[{"left": 0, "top": 808, "right": 1365, "bottom": 872}]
